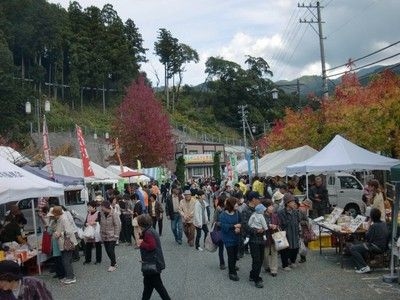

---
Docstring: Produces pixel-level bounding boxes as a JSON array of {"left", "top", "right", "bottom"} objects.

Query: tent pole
[
  {"left": 31, "top": 199, "right": 41, "bottom": 275},
  {"left": 306, "top": 174, "right": 309, "bottom": 199}
]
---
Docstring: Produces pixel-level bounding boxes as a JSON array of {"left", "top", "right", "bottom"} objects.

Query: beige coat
[
  {"left": 100, "top": 210, "right": 121, "bottom": 242},
  {"left": 55, "top": 213, "right": 78, "bottom": 251},
  {"left": 179, "top": 198, "right": 196, "bottom": 223},
  {"left": 371, "top": 192, "right": 385, "bottom": 222}
]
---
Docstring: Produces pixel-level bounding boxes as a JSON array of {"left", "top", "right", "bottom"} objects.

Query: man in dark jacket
[
  {"left": 165, "top": 185, "right": 183, "bottom": 244},
  {"left": 241, "top": 191, "right": 265, "bottom": 288},
  {"left": 309, "top": 176, "right": 330, "bottom": 218}
]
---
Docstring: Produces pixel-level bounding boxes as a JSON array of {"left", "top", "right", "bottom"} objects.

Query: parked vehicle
[
  {"left": 326, "top": 172, "right": 364, "bottom": 217},
  {"left": 14, "top": 189, "right": 86, "bottom": 233}
]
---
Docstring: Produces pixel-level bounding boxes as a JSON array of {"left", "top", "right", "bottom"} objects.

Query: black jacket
[{"left": 140, "top": 226, "right": 165, "bottom": 273}]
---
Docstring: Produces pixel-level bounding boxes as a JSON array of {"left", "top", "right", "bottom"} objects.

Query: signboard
[
  {"left": 184, "top": 154, "right": 213, "bottom": 164},
  {"left": 325, "top": 207, "right": 344, "bottom": 224},
  {"left": 349, "top": 215, "right": 367, "bottom": 233}
]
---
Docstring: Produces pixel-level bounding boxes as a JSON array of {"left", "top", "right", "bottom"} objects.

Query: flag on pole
[
  {"left": 76, "top": 125, "right": 94, "bottom": 177},
  {"left": 42, "top": 115, "right": 55, "bottom": 179},
  {"left": 115, "top": 138, "right": 124, "bottom": 173}
]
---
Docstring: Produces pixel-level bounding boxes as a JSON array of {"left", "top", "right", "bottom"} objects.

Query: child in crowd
[{"left": 244, "top": 204, "right": 268, "bottom": 245}]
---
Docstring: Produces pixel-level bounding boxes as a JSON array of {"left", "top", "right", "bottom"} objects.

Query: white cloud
[{"left": 49, "top": 0, "right": 400, "bottom": 86}]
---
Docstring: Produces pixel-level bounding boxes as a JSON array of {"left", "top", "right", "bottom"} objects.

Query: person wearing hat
[
  {"left": 272, "top": 184, "right": 287, "bottom": 210},
  {"left": 241, "top": 191, "right": 265, "bottom": 288},
  {"left": 0, "top": 260, "right": 53, "bottom": 299},
  {"left": 50, "top": 206, "right": 78, "bottom": 285},
  {"left": 99, "top": 201, "right": 121, "bottom": 272},
  {"left": 277, "top": 193, "right": 301, "bottom": 271},
  {"left": 298, "top": 199, "right": 314, "bottom": 263},
  {"left": 165, "top": 185, "right": 183, "bottom": 244},
  {"left": 179, "top": 190, "right": 196, "bottom": 247}
]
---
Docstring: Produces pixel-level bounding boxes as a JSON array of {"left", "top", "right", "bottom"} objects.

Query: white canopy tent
[
  {"left": 236, "top": 150, "right": 283, "bottom": 175},
  {"left": 286, "top": 135, "right": 400, "bottom": 175},
  {"left": 259, "top": 145, "right": 318, "bottom": 177},
  {"left": 0, "top": 156, "right": 64, "bottom": 204},
  {"left": 49, "top": 156, "right": 121, "bottom": 184},
  {"left": 0, "top": 155, "right": 64, "bottom": 275}
]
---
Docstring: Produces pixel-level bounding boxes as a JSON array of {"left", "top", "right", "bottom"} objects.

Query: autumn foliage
[
  {"left": 111, "top": 76, "right": 175, "bottom": 167},
  {"left": 257, "top": 70, "right": 400, "bottom": 158}
]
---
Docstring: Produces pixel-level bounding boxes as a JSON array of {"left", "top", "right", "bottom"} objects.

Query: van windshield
[{"left": 339, "top": 176, "right": 362, "bottom": 190}]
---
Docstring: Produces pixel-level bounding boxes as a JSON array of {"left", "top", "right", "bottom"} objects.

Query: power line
[
  {"left": 326, "top": 53, "right": 400, "bottom": 78},
  {"left": 326, "top": 41, "right": 400, "bottom": 71}
]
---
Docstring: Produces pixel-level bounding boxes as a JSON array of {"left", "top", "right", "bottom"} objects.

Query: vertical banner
[
  {"left": 229, "top": 153, "right": 238, "bottom": 183},
  {"left": 115, "top": 138, "right": 124, "bottom": 173},
  {"left": 76, "top": 125, "right": 94, "bottom": 177},
  {"left": 42, "top": 115, "right": 55, "bottom": 179},
  {"left": 226, "top": 160, "right": 233, "bottom": 181}
]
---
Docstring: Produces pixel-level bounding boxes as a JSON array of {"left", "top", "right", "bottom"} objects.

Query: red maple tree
[{"left": 111, "top": 75, "right": 175, "bottom": 167}]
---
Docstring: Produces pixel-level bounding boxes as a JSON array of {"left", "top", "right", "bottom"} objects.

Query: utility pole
[
  {"left": 299, "top": 1, "right": 328, "bottom": 99},
  {"left": 238, "top": 105, "right": 252, "bottom": 177}
]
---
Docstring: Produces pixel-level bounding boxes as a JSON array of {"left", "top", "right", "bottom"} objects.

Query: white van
[
  {"left": 15, "top": 188, "right": 86, "bottom": 233},
  {"left": 326, "top": 172, "right": 364, "bottom": 217}
]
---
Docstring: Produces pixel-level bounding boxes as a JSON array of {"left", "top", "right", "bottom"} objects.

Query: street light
[
  {"left": 271, "top": 88, "right": 279, "bottom": 100},
  {"left": 25, "top": 98, "right": 50, "bottom": 134}
]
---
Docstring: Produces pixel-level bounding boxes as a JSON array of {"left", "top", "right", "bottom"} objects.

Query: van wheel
[{"left": 344, "top": 204, "right": 360, "bottom": 218}]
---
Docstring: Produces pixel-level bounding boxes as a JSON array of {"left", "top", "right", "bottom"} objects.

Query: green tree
[
  {"left": 154, "top": 28, "right": 179, "bottom": 110},
  {"left": 175, "top": 156, "right": 186, "bottom": 185},
  {"left": 213, "top": 151, "right": 221, "bottom": 183}
]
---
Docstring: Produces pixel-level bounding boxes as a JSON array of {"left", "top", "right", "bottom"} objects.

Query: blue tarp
[{"left": 22, "top": 165, "right": 84, "bottom": 187}]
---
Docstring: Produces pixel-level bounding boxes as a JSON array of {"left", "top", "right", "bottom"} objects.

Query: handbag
[
  {"left": 83, "top": 225, "right": 95, "bottom": 239},
  {"left": 41, "top": 230, "right": 52, "bottom": 255},
  {"left": 63, "top": 233, "right": 75, "bottom": 251},
  {"left": 302, "top": 224, "right": 317, "bottom": 243},
  {"left": 204, "top": 232, "right": 218, "bottom": 252},
  {"left": 210, "top": 226, "right": 222, "bottom": 244},
  {"left": 271, "top": 228, "right": 289, "bottom": 251},
  {"left": 141, "top": 261, "right": 159, "bottom": 275}
]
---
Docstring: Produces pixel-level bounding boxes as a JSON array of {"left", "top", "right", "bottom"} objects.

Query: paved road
[{"left": 40, "top": 222, "right": 400, "bottom": 300}]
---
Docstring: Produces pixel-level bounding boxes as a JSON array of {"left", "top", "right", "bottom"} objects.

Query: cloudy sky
[{"left": 49, "top": 0, "right": 400, "bottom": 86}]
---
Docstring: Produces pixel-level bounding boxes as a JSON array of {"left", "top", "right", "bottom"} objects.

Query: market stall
[{"left": 0, "top": 156, "right": 64, "bottom": 274}]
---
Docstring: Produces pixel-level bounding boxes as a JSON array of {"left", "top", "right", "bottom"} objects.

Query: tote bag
[
  {"left": 205, "top": 232, "right": 218, "bottom": 252},
  {"left": 272, "top": 229, "right": 289, "bottom": 251}
]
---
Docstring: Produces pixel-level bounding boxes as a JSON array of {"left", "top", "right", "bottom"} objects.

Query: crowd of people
[{"left": 0, "top": 174, "right": 392, "bottom": 299}]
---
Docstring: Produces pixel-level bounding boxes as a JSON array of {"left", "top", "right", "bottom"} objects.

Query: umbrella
[{"left": 119, "top": 170, "right": 144, "bottom": 178}]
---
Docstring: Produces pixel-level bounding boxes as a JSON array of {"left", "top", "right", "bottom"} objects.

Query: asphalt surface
[{"left": 39, "top": 219, "right": 400, "bottom": 300}]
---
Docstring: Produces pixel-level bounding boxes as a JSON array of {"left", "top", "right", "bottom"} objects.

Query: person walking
[
  {"left": 148, "top": 194, "right": 164, "bottom": 236},
  {"left": 219, "top": 197, "right": 241, "bottom": 281},
  {"left": 212, "top": 196, "right": 226, "bottom": 269},
  {"left": 99, "top": 201, "right": 121, "bottom": 272},
  {"left": 165, "top": 185, "right": 183, "bottom": 244},
  {"left": 137, "top": 214, "right": 171, "bottom": 300},
  {"left": 263, "top": 200, "right": 280, "bottom": 277},
  {"left": 278, "top": 193, "right": 301, "bottom": 271},
  {"left": 179, "top": 190, "right": 196, "bottom": 247},
  {"left": 83, "top": 201, "right": 102, "bottom": 265},
  {"left": 193, "top": 190, "right": 209, "bottom": 251},
  {"left": 241, "top": 191, "right": 265, "bottom": 288},
  {"left": 50, "top": 206, "right": 78, "bottom": 285}
]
